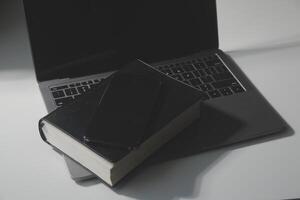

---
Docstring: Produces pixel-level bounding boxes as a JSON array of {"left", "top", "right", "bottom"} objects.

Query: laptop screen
[{"left": 23, "top": 0, "right": 218, "bottom": 81}]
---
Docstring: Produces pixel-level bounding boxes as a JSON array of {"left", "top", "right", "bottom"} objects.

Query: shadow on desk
[
  {"left": 76, "top": 104, "right": 293, "bottom": 200},
  {"left": 114, "top": 150, "right": 227, "bottom": 200},
  {"left": 77, "top": 148, "right": 228, "bottom": 200}
]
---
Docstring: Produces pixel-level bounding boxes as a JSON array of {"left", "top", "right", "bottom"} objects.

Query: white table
[{"left": 0, "top": 0, "right": 299, "bottom": 199}]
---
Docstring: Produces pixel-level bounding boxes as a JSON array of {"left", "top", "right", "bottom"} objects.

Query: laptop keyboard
[
  {"left": 50, "top": 54, "right": 245, "bottom": 107},
  {"left": 50, "top": 78, "right": 103, "bottom": 107},
  {"left": 155, "top": 54, "right": 245, "bottom": 100}
]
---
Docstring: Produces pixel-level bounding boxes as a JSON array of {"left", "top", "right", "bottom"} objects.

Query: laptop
[{"left": 22, "top": 0, "right": 287, "bottom": 181}]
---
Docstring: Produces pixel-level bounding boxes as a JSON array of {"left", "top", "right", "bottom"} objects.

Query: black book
[{"left": 38, "top": 60, "right": 202, "bottom": 186}]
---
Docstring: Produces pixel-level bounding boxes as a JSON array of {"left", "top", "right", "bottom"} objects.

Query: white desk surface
[{"left": 0, "top": 0, "right": 299, "bottom": 199}]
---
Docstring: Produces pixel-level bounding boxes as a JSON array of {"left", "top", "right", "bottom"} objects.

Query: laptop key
[
  {"left": 192, "top": 70, "right": 201, "bottom": 77},
  {"left": 183, "top": 65, "right": 195, "bottom": 72},
  {"left": 51, "top": 85, "right": 68, "bottom": 91},
  {"left": 190, "top": 78, "right": 201, "bottom": 86},
  {"left": 199, "top": 84, "right": 213, "bottom": 91},
  {"left": 90, "top": 84, "right": 100, "bottom": 89},
  {"left": 212, "top": 79, "right": 237, "bottom": 89},
  {"left": 197, "top": 69, "right": 206, "bottom": 76},
  {"left": 65, "top": 88, "right": 78, "bottom": 96},
  {"left": 171, "top": 74, "right": 183, "bottom": 81},
  {"left": 219, "top": 87, "right": 233, "bottom": 96},
  {"left": 52, "top": 90, "right": 65, "bottom": 98},
  {"left": 200, "top": 75, "right": 214, "bottom": 83},
  {"left": 204, "top": 68, "right": 212, "bottom": 75},
  {"left": 77, "top": 86, "right": 89, "bottom": 94},
  {"left": 172, "top": 67, "right": 185, "bottom": 74},
  {"left": 213, "top": 72, "right": 233, "bottom": 81},
  {"left": 182, "top": 72, "right": 195, "bottom": 79},
  {"left": 55, "top": 97, "right": 73, "bottom": 107},
  {"left": 194, "top": 63, "right": 205, "bottom": 70},
  {"left": 231, "top": 85, "right": 245, "bottom": 93}
]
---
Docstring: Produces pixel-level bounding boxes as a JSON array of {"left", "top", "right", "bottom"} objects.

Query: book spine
[{"left": 38, "top": 118, "right": 51, "bottom": 145}]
